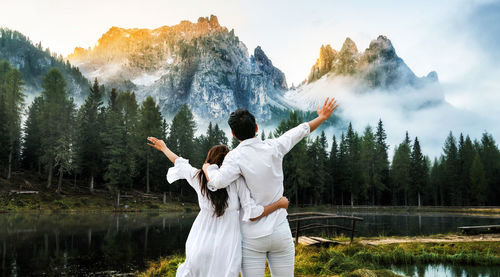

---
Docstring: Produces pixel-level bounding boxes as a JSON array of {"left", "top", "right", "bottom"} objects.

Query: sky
[{"left": 2, "top": 0, "right": 500, "bottom": 157}]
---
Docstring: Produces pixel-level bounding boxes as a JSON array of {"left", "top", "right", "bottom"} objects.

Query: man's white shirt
[{"left": 206, "top": 122, "right": 310, "bottom": 238}]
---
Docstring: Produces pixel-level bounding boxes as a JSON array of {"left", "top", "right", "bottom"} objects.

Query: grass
[
  {"left": 290, "top": 205, "right": 500, "bottom": 215},
  {"left": 0, "top": 170, "right": 198, "bottom": 213},
  {"left": 0, "top": 190, "right": 198, "bottom": 213},
  {"left": 138, "top": 239, "right": 500, "bottom": 276}
]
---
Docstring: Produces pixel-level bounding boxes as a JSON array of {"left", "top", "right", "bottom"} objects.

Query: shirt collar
[{"left": 238, "top": 136, "right": 261, "bottom": 147}]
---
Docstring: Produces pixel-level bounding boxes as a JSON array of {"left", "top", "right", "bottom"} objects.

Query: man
[{"left": 203, "top": 97, "right": 338, "bottom": 276}]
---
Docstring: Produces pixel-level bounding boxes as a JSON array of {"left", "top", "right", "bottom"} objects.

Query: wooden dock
[
  {"left": 458, "top": 225, "right": 500, "bottom": 235},
  {"left": 288, "top": 212, "right": 364, "bottom": 244},
  {"left": 294, "top": 236, "right": 342, "bottom": 247}
]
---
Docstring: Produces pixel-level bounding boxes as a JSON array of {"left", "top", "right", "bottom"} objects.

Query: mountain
[
  {"left": 0, "top": 28, "right": 89, "bottom": 98},
  {"left": 285, "top": 35, "right": 442, "bottom": 111},
  {"left": 305, "top": 35, "right": 438, "bottom": 89},
  {"left": 67, "top": 15, "right": 289, "bottom": 121}
]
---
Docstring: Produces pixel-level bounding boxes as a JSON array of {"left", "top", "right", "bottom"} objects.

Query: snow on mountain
[{"left": 67, "top": 15, "right": 289, "bottom": 121}]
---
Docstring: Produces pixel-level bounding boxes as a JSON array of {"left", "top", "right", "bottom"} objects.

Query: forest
[{"left": 1, "top": 60, "right": 499, "bottom": 207}]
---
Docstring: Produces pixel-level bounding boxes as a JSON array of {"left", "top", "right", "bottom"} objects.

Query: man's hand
[
  {"left": 202, "top": 163, "right": 211, "bottom": 181},
  {"left": 317, "top": 97, "right": 338, "bottom": 120},
  {"left": 309, "top": 97, "right": 339, "bottom": 132},
  {"left": 278, "top": 196, "right": 289, "bottom": 210}
]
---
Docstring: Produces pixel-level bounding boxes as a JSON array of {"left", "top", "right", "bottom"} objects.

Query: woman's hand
[
  {"left": 147, "top": 137, "right": 167, "bottom": 153},
  {"left": 278, "top": 196, "right": 289, "bottom": 210},
  {"left": 148, "top": 137, "right": 179, "bottom": 164}
]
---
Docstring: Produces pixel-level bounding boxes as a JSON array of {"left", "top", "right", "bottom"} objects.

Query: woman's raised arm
[{"left": 147, "top": 137, "right": 179, "bottom": 164}]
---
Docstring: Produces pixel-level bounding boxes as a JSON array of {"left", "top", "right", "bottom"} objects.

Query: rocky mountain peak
[
  {"left": 66, "top": 16, "right": 289, "bottom": 121},
  {"left": 305, "top": 35, "right": 438, "bottom": 90},
  {"left": 339, "top": 37, "right": 359, "bottom": 56}
]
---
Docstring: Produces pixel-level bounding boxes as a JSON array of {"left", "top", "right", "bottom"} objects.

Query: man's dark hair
[{"left": 228, "top": 108, "right": 257, "bottom": 141}]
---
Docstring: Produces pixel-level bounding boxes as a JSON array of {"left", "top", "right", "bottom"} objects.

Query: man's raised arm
[
  {"left": 308, "top": 97, "right": 338, "bottom": 132},
  {"left": 203, "top": 151, "right": 241, "bottom": 191},
  {"left": 273, "top": 97, "right": 338, "bottom": 157}
]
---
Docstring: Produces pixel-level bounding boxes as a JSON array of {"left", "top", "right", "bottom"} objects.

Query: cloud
[
  {"left": 284, "top": 75, "right": 495, "bottom": 159},
  {"left": 464, "top": 1, "right": 500, "bottom": 60}
]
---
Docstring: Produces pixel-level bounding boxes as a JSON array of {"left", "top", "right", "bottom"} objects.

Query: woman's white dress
[{"left": 167, "top": 157, "right": 264, "bottom": 277}]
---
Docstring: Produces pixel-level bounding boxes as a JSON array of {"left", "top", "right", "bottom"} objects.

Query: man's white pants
[{"left": 241, "top": 220, "right": 295, "bottom": 277}]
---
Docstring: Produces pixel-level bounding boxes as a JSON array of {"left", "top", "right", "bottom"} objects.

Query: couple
[{"left": 148, "top": 97, "right": 338, "bottom": 277}]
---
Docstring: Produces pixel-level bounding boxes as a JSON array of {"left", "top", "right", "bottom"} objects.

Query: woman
[{"left": 147, "top": 137, "right": 289, "bottom": 277}]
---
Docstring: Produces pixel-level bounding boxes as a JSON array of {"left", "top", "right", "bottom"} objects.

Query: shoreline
[{"left": 139, "top": 235, "right": 500, "bottom": 277}]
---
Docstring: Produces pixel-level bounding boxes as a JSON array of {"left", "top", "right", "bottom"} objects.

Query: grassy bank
[
  {"left": 139, "top": 238, "right": 500, "bottom": 277},
  {"left": 290, "top": 205, "right": 500, "bottom": 215},
  {"left": 0, "top": 190, "right": 198, "bottom": 212},
  {"left": 0, "top": 170, "right": 198, "bottom": 213}
]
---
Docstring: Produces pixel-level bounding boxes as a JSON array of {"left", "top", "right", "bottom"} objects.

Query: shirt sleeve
[
  {"left": 235, "top": 178, "right": 264, "bottom": 222},
  {"left": 271, "top": 122, "right": 310, "bottom": 157},
  {"left": 206, "top": 151, "right": 241, "bottom": 191},
  {"left": 166, "top": 157, "right": 200, "bottom": 192}
]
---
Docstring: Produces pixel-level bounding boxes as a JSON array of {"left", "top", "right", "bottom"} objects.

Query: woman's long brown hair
[{"left": 197, "top": 145, "right": 230, "bottom": 217}]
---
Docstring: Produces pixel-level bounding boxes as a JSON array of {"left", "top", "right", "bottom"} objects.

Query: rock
[{"left": 67, "top": 16, "right": 289, "bottom": 122}]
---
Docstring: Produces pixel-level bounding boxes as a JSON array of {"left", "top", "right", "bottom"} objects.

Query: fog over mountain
[{"left": 286, "top": 35, "right": 490, "bottom": 158}]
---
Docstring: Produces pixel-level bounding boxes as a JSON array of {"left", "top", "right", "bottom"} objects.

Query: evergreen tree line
[{"left": 1, "top": 64, "right": 499, "bottom": 206}]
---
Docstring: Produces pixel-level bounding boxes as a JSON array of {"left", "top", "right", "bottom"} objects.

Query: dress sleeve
[
  {"left": 166, "top": 157, "right": 200, "bottom": 192},
  {"left": 269, "top": 122, "right": 310, "bottom": 158},
  {"left": 235, "top": 178, "right": 264, "bottom": 222}
]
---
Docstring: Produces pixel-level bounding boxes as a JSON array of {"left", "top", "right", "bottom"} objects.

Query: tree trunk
[
  {"left": 74, "top": 174, "right": 77, "bottom": 188},
  {"left": 146, "top": 154, "right": 150, "bottom": 193},
  {"left": 331, "top": 184, "right": 335, "bottom": 205},
  {"left": 90, "top": 173, "right": 94, "bottom": 193},
  {"left": 37, "top": 158, "right": 41, "bottom": 174},
  {"left": 295, "top": 186, "right": 299, "bottom": 206},
  {"left": 56, "top": 165, "right": 63, "bottom": 193},
  {"left": 371, "top": 184, "right": 375, "bottom": 206},
  {"left": 350, "top": 192, "right": 354, "bottom": 207},
  {"left": 418, "top": 192, "right": 421, "bottom": 207},
  {"left": 163, "top": 192, "right": 166, "bottom": 205},
  {"left": 47, "top": 161, "right": 53, "bottom": 188},
  {"left": 7, "top": 149, "right": 12, "bottom": 180},
  {"left": 115, "top": 190, "right": 120, "bottom": 209}
]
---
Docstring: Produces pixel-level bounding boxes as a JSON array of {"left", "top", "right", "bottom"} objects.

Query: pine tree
[
  {"left": 0, "top": 61, "right": 9, "bottom": 172},
  {"left": 102, "top": 89, "right": 129, "bottom": 201},
  {"left": 261, "top": 130, "right": 266, "bottom": 141},
  {"left": 2, "top": 66, "right": 25, "bottom": 179},
  {"left": 374, "top": 119, "right": 389, "bottom": 204},
  {"left": 75, "top": 79, "right": 104, "bottom": 192},
  {"left": 39, "top": 68, "right": 74, "bottom": 188},
  {"left": 328, "top": 135, "right": 338, "bottom": 205},
  {"left": 477, "top": 133, "right": 500, "bottom": 205},
  {"left": 22, "top": 96, "right": 43, "bottom": 172},
  {"left": 117, "top": 90, "right": 139, "bottom": 188},
  {"left": 391, "top": 132, "right": 411, "bottom": 205},
  {"left": 231, "top": 137, "right": 240, "bottom": 150},
  {"left": 410, "top": 137, "right": 425, "bottom": 206},
  {"left": 345, "top": 123, "right": 361, "bottom": 206},
  {"left": 470, "top": 153, "right": 486, "bottom": 205},
  {"left": 337, "top": 133, "right": 348, "bottom": 205},
  {"left": 360, "top": 126, "right": 376, "bottom": 204},
  {"left": 442, "top": 132, "right": 460, "bottom": 205},
  {"left": 166, "top": 104, "right": 196, "bottom": 198},
  {"left": 136, "top": 96, "right": 164, "bottom": 193},
  {"left": 458, "top": 134, "right": 475, "bottom": 205},
  {"left": 275, "top": 111, "right": 308, "bottom": 205}
]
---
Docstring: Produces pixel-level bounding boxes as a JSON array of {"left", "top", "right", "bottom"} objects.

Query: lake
[{"left": 0, "top": 210, "right": 499, "bottom": 276}]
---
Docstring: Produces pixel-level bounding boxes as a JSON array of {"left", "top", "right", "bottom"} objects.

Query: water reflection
[
  {"left": 0, "top": 212, "right": 196, "bottom": 276},
  {"left": 0, "top": 211, "right": 499, "bottom": 276},
  {"left": 392, "top": 264, "right": 500, "bottom": 277}
]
